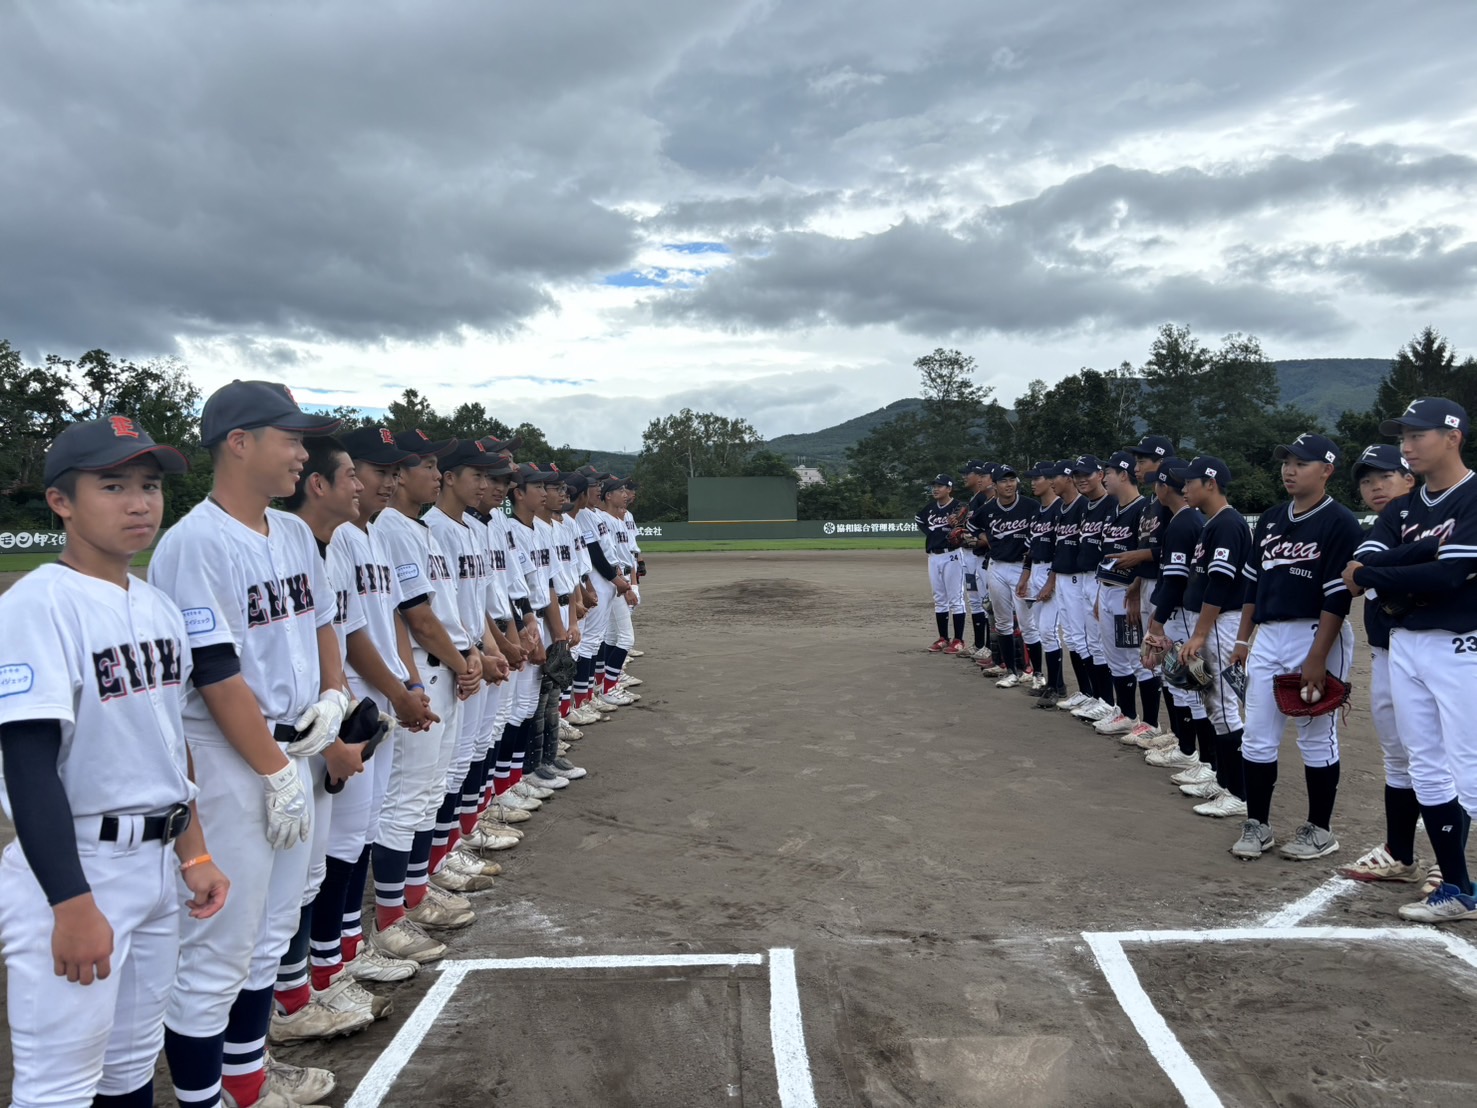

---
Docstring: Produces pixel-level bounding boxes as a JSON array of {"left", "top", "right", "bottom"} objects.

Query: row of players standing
[
  {"left": 0, "top": 379, "right": 650, "bottom": 1107},
  {"left": 918, "top": 396, "right": 1477, "bottom": 923}
]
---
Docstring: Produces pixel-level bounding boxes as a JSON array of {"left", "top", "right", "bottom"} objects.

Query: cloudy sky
[{"left": 4, "top": 2, "right": 1476, "bottom": 450}]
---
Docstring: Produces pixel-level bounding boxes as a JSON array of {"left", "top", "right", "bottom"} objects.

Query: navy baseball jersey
[
  {"left": 1074, "top": 494, "right": 1114, "bottom": 574},
  {"left": 978, "top": 496, "right": 1038, "bottom": 562},
  {"left": 1151, "top": 505, "right": 1205, "bottom": 623},
  {"left": 1097, "top": 495, "right": 1148, "bottom": 586},
  {"left": 1355, "top": 471, "right": 1477, "bottom": 633},
  {"left": 1356, "top": 513, "right": 1397, "bottom": 651},
  {"left": 1182, "top": 505, "right": 1250, "bottom": 613},
  {"left": 1137, "top": 502, "right": 1171, "bottom": 581},
  {"left": 1244, "top": 497, "right": 1362, "bottom": 623},
  {"left": 916, "top": 498, "right": 962, "bottom": 555},
  {"left": 1027, "top": 501, "right": 1057, "bottom": 566},
  {"left": 964, "top": 490, "right": 994, "bottom": 564},
  {"left": 1051, "top": 496, "right": 1085, "bottom": 574}
]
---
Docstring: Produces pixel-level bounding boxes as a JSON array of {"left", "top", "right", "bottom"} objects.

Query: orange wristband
[{"left": 180, "top": 854, "right": 212, "bottom": 870}]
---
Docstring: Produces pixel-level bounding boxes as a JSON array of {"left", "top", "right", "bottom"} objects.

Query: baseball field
[{"left": 3, "top": 548, "right": 1475, "bottom": 1106}]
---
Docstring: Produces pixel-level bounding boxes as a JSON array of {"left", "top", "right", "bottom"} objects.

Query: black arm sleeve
[
  {"left": 586, "top": 541, "right": 618, "bottom": 582},
  {"left": 510, "top": 608, "right": 525, "bottom": 632},
  {"left": 0, "top": 720, "right": 90, "bottom": 906},
  {"left": 397, "top": 593, "right": 430, "bottom": 613},
  {"left": 190, "top": 642, "right": 241, "bottom": 688},
  {"left": 1153, "top": 575, "right": 1189, "bottom": 625}
]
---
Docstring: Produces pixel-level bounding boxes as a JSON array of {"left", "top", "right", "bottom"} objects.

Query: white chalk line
[
  {"left": 768, "top": 947, "right": 820, "bottom": 1108},
  {"left": 1258, "top": 875, "right": 1359, "bottom": 927},
  {"left": 342, "top": 949, "right": 817, "bottom": 1108},
  {"left": 1084, "top": 922, "right": 1477, "bottom": 1108}
]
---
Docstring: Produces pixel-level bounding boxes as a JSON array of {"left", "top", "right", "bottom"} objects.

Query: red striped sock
[
  {"left": 311, "top": 964, "right": 342, "bottom": 992},
  {"left": 375, "top": 905, "right": 405, "bottom": 931},
  {"left": 222, "top": 1071, "right": 265, "bottom": 1108},
  {"left": 273, "top": 983, "right": 310, "bottom": 1016},
  {"left": 404, "top": 884, "right": 427, "bottom": 909},
  {"left": 459, "top": 811, "right": 479, "bottom": 835},
  {"left": 429, "top": 842, "right": 450, "bottom": 875},
  {"left": 341, "top": 934, "right": 363, "bottom": 963}
]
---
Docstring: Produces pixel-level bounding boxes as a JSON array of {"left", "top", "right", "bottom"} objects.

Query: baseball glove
[
  {"left": 1272, "top": 672, "right": 1351, "bottom": 718},
  {"left": 326, "top": 698, "right": 391, "bottom": 795},
  {"left": 947, "top": 527, "right": 968, "bottom": 550},
  {"left": 1161, "top": 642, "right": 1211, "bottom": 690},
  {"left": 543, "top": 640, "right": 577, "bottom": 690}
]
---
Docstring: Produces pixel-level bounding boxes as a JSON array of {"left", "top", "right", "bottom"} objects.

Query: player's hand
[
  {"left": 1300, "top": 654, "right": 1328, "bottom": 697},
  {"left": 502, "top": 640, "right": 526, "bottom": 670},
  {"left": 1147, "top": 620, "right": 1167, "bottom": 642},
  {"left": 568, "top": 624, "right": 582, "bottom": 649},
  {"left": 1229, "top": 641, "right": 1250, "bottom": 667},
  {"left": 181, "top": 860, "right": 230, "bottom": 920},
  {"left": 322, "top": 737, "right": 365, "bottom": 785},
  {"left": 51, "top": 893, "right": 113, "bottom": 985},
  {"left": 483, "top": 649, "right": 510, "bottom": 684},
  {"left": 520, "top": 623, "right": 541, "bottom": 654},
  {"left": 1092, "top": 598, "right": 1100, "bottom": 620},
  {"left": 1182, "top": 633, "right": 1206, "bottom": 662},
  {"left": 625, "top": 589, "right": 638, "bottom": 608},
  {"left": 529, "top": 639, "right": 548, "bottom": 666},
  {"left": 456, "top": 653, "right": 483, "bottom": 700},
  {"left": 288, "top": 688, "right": 350, "bottom": 756},
  {"left": 1015, "top": 577, "right": 1030, "bottom": 600},
  {"left": 261, "top": 763, "right": 311, "bottom": 849},
  {"left": 1342, "top": 560, "right": 1364, "bottom": 597},
  {"left": 392, "top": 686, "right": 436, "bottom": 731},
  {"left": 1126, "top": 593, "right": 1141, "bottom": 626},
  {"left": 1037, "top": 582, "right": 1055, "bottom": 602}
]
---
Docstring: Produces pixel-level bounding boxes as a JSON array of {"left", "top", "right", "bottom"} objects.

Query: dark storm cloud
[
  {"left": 0, "top": 0, "right": 743, "bottom": 355},
  {"left": 1231, "top": 227, "right": 1477, "bottom": 299}
]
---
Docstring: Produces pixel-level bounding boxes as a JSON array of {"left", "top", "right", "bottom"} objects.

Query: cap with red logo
[
  {"left": 392, "top": 429, "right": 457, "bottom": 458},
  {"left": 340, "top": 426, "right": 418, "bottom": 466},
  {"left": 199, "top": 380, "right": 342, "bottom": 446},
  {"left": 44, "top": 417, "right": 190, "bottom": 486}
]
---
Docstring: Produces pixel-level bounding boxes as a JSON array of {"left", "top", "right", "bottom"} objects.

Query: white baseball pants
[
  {"left": 1196, "top": 609, "right": 1245, "bottom": 736},
  {"left": 927, "top": 551, "right": 966, "bottom": 615},
  {"left": 987, "top": 561, "right": 1025, "bottom": 637},
  {"left": 1164, "top": 608, "right": 1207, "bottom": 719},
  {"left": 1020, "top": 564, "right": 1052, "bottom": 646},
  {"left": 1388, "top": 627, "right": 1464, "bottom": 808},
  {"left": 1240, "top": 619, "right": 1355, "bottom": 768},
  {"left": 1369, "top": 646, "right": 1411, "bottom": 791},
  {"left": 1097, "top": 584, "right": 1151, "bottom": 680},
  {"left": 1056, "top": 573, "right": 1090, "bottom": 656},
  {"left": 965, "top": 552, "right": 988, "bottom": 615},
  {"left": 377, "top": 659, "right": 461, "bottom": 852}
]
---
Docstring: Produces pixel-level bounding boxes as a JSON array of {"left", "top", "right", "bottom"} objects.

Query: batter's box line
[
  {"left": 1082, "top": 925, "right": 1477, "bottom": 1108},
  {"left": 345, "top": 949, "right": 818, "bottom": 1108}
]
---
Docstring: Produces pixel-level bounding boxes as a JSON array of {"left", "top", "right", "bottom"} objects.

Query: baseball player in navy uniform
[
  {"left": 1068, "top": 457, "right": 1119, "bottom": 721},
  {"left": 1091, "top": 451, "right": 1159, "bottom": 740},
  {"left": 1143, "top": 461, "right": 1216, "bottom": 776},
  {"left": 0, "top": 419, "right": 229, "bottom": 1108},
  {"left": 1043, "top": 461, "right": 1091, "bottom": 711},
  {"left": 1172, "top": 456, "right": 1252, "bottom": 820},
  {"left": 1230, "top": 434, "right": 1361, "bottom": 861},
  {"left": 1336, "top": 445, "right": 1424, "bottom": 884},
  {"left": 958, "top": 461, "right": 994, "bottom": 656},
  {"left": 1347, "top": 397, "right": 1477, "bottom": 921},
  {"left": 149, "top": 381, "right": 347, "bottom": 1108},
  {"left": 917, "top": 475, "right": 966, "bottom": 653},
  {"left": 1019, "top": 463, "right": 1061, "bottom": 699},
  {"left": 1123, "top": 436, "right": 1176, "bottom": 731},
  {"left": 975, "top": 465, "right": 1037, "bottom": 686}
]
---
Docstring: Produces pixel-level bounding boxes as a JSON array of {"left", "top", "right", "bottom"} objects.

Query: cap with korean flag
[
  {"left": 1168, "top": 455, "right": 1232, "bottom": 489},
  {"left": 1272, "top": 432, "right": 1341, "bottom": 466},
  {"left": 44, "top": 417, "right": 190, "bottom": 486},
  {"left": 1351, "top": 444, "right": 1411, "bottom": 483},
  {"left": 1379, "top": 396, "right": 1470, "bottom": 437}
]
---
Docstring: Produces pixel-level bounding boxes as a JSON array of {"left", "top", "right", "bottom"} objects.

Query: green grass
[
  {"left": 646, "top": 537, "right": 919, "bottom": 552},
  {"left": 0, "top": 550, "right": 154, "bottom": 573}
]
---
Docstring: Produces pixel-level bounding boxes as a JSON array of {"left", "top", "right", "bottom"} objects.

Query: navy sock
[
  {"left": 221, "top": 985, "right": 275, "bottom": 1100},
  {"left": 935, "top": 612, "right": 948, "bottom": 639},
  {"left": 310, "top": 853, "right": 355, "bottom": 987},
  {"left": 1385, "top": 786, "right": 1421, "bottom": 865},
  {"left": 1069, "top": 651, "right": 1093, "bottom": 695},
  {"left": 164, "top": 1026, "right": 226, "bottom": 1108},
  {"left": 971, "top": 613, "right": 988, "bottom": 649},
  {"left": 1026, "top": 641, "right": 1042, "bottom": 676},
  {"left": 344, "top": 843, "right": 371, "bottom": 941},
  {"left": 1138, "top": 677, "right": 1162, "bottom": 728},
  {"left": 1167, "top": 703, "right": 1194, "bottom": 756},
  {"left": 92, "top": 1083, "right": 154, "bottom": 1108},
  {"left": 1305, "top": 761, "right": 1340, "bottom": 831},
  {"left": 1045, "top": 649, "right": 1064, "bottom": 692},
  {"left": 1092, "top": 662, "right": 1114, "bottom": 703},
  {"left": 951, "top": 613, "right": 965, "bottom": 641},
  {"left": 1243, "top": 758, "right": 1278, "bottom": 825},
  {"left": 1194, "top": 716, "right": 1217, "bottom": 769},
  {"left": 275, "top": 903, "right": 313, "bottom": 996},
  {"left": 1214, "top": 729, "right": 1245, "bottom": 800},
  {"left": 1421, "top": 799, "right": 1473, "bottom": 895},
  {"left": 1112, "top": 675, "right": 1137, "bottom": 718},
  {"left": 371, "top": 842, "right": 410, "bottom": 913}
]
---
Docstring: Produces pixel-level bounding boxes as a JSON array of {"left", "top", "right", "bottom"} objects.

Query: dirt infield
[{"left": 4, "top": 549, "right": 1477, "bottom": 1105}]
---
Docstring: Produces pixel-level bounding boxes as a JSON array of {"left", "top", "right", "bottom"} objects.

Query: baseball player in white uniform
[
  {"left": 596, "top": 478, "right": 640, "bottom": 703},
  {"left": 0, "top": 418, "right": 228, "bottom": 1108},
  {"left": 149, "top": 381, "right": 348, "bottom": 1108}
]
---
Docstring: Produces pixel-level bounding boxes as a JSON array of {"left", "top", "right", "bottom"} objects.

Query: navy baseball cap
[
  {"left": 480, "top": 434, "right": 523, "bottom": 457},
  {"left": 1023, "top": 460, "right": 1052, "bottom": 479},
  {"left": 959, "top": 459, "right": 987, "bottom": 476},
  {"left": 1380, "top": 396, "right": 1470, "bottom": 437},
  {"left": 516, "top": 462, "right": 561, "bottom": 486},
  {"left": 1273, "top": 432, "right": 1341, "bottom": 465},
  {"left": 1069, "top": 454, "right": 1103, "bottom": 475},
  {"left": 1053, "top": 459, "right": 1076, "bottom": 477},
  {"left": 340, "top": 426, "right": 417, "bottom": 466},
  {"left": 200, "top": 380, "right": 342, "bottom": 447},
  {"left": 1170, "top": 455, "right": 1232, "bottom": 489},
  {"left": 1128, "top": 434, "right": 1174, "bottom": 459},
  {"left": 443, "top": 439, "right": 515, "bottom": 474},
  {"left": 993, "top": 463, "right": 1018, "bottom": 480},
  {"left": 393, "top": 429, "right": 457, "bottom": 458},
  {"left": 564, "top": 472, "right": 590, "bottom": 496},
  {"left": 1105, "top": 451, "right": 1136, "bottom": 475},
  {"left": 599, "top": 476, "right": 627, "bottom": 496},
  {"left": 1154, "top": 457, "right": 1187, "bottom": 490},
  {"left": 1351, "top": 444, "right": 1411, "bottom": 482},
  {"left": 44, "top": 417, "right": 189, "bottom": 486},
  {"left": 929, "top": 473, "right": 955, "bottom": 487}
]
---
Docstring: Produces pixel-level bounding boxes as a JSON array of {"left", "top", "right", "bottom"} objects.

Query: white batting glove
[
  {"left": 261, "top": 763, "right": 310, "bottom": 849},
  {"left": 288, "top": 688, "right": 350, "bottom": 756}
]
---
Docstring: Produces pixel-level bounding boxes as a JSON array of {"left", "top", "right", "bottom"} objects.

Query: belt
[
  {"left": 495, "top": 618, "right": 509, "bottom": 633},
  {"left": 618, "top": 565, "right": 632, "bottom": 575},
  {"left": 100, "top": 803, "right": 191, "bottom": 844},
  {"left": 557, "top": 593, "right": 572, "bottom": 605},
  {"left": 425, "top": 647, "right": 472, "bottom": 669},
  {"left": 272, "top": 723, "right": 298, "bottom": 743}
]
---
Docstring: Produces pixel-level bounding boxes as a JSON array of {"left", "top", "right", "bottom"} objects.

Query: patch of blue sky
[
  {"left": 603, "top": 267, "right": 671, "bottom": 287},
  {"left": 662, "top": 241, "right": 729, "bottom": 255}
]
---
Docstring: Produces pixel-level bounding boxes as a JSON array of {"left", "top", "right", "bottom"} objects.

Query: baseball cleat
[
  {"left": 511, "top": 782, "right": 548, "bottom": 804},
  {"left": 1069, "top": 697, "right": 1106, "bottom": 719},
  {"left": 1057, "top": 693, "right": 1088, "bottom": 710},
  {"left": 340, "top": 978, "right": 393, "bottom": 1021},
  {"left": 978, "top": 663, "right": 1008, "bottom": 677},
  {"left": 1169, "top": 762, "right": 1215, "bottom": 786},
  {"left": 229, "top": 1077, "right": 321, "bottom": 1108},
  {"left": 532, "top": 765, "right": 569, "bottom": 788},
  {"left": 1230, "top": 819, "right": 1275, "bottom": 860},
  {"left": 481, "top": 810, "right": 525, "bottom": 836},
  {"left": 369, "top": 918, "right": 446, "bottom": 964},
  {"left": 928, "top": 637, "right": 949, "bottom": 653},
  {"left": 943, "top": 639, "right": 966, "bottom": 655},
  {"left": 1146, "top": 745, "right": 1199, "bottom": 769},
  {"left": 618, "top": 675, "right": 644, "bottom": 687},
  {"left": 408, "top": 886, "right": 475, "bottom": 930},
  {"left": 553, "top": 756, "right": 587, "bottom": 779},
  {"left": 347, "top": 943, "right": 420, "bottom": 982},
  {"left": 597, "top": 690, "right": 636, "bottom": 707},
  {"left": 1033, "top": 691, "right": 1061, "bottom": 710},
  {"left": 1121, "top": 722, "right": 1158, "bottom": 746},
  {"left": 1279, "top": 822, "right": 1340, "bottom": 861},
  {"left": 1398, "top": 883, "right": 1477, "bottom": 923},
  {"left": 449, "top": 846, "right": 505, "bottom": 874},
  {"left": 492, "top": 797, "right": 533, "bottom": 820},
  {"left": 629, "top": 648, "right": 645, "bottom": 657},
  {"left": 1180, "top": 778, "right": 1224, "bottom": 799},
  {"left": 463, "top": 827, "right": 519, "bottom": 852},
  {"left": 558, "top": 721, "right": 583, "bottom": 741},
  {"left": 430, "top": 865, "right": 495, "bottom": 893},
  {"left": 1031, "top": 675, "right": 1048, "bottom": 691},
  {"left": 265, "top": 1055, "right": 336, "bottom": 1104},
  {"left": 996, "top": 673, "right": 1022, "bottom": 688},
  {"left": 1194, "top": 791, "right": 1248, "bottom": 819},
  {"left": 271, "top": 981, "right": 374, "bottom": 1044},
  {"left": 569, "top": 706, "right": 602, "bottom": 725},
  {"left": 1078, "top": 700, "right": 1117, "bottom": 722},
  {"left": 1093, "top": 711, "right": 1135, "bottom": 735}
]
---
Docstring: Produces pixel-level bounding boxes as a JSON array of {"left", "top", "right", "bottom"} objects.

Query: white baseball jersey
[
  {"left": 624, "top": 510, "right": 641, "bottom": 556},
  {"left": 424, "top": 506, "right": 491, "bottom": 647},
  {"left": 374, "top": 505, "right": 470, "bottom": 652},
  {"left": 508, "top": 515, "right": 554, "bottom": 607},
  {"left": 322, "top": 531, "right": 368, "bottom": 661},
  {"left": 150, "top": 501, "right": 332, "bottom": 732},
  {"left": 487, "top": 510, "right": 529, "bottom": 607},
  {"left": 329, "top": 521, "right": 401, "bottom": 681},
  {"left": 0, "top": 565, "right": 194, "bottom": 818},
  {"left": 465, "top": 510, "right": 514, "bottom": 623},
  {"left": 606, "top": 509, "right": 635, "bottom": 572},
  {"left": 548, "top": 514, "right": 581, "bottom": 596}
]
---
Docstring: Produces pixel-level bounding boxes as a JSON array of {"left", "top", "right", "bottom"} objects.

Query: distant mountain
[
  {"left": 581, "top": 449, "right": 639, "bottom": 474},
  {"left": 763, "top": 398, "right": 925, "bottom": 468},
  {"left": 1274, "top": 359, "right": 1390, "bottom": 425}
]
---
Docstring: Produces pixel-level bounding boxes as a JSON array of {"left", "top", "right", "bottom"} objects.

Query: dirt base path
[{"left": 3, "top": 549, "right": 1476, "bottom": 1106}]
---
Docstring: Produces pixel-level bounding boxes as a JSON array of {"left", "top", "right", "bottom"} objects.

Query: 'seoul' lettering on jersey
[
  {"left": 244, "top": 573, "right": 315, "bottom": 627},
  {"left": 93, "top": 638, "right": 185, "bottom": 701}
]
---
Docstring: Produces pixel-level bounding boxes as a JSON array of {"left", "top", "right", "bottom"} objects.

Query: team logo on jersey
[
  {"left": 1402, "top": 518, "right": 1456, "bottom": 544},
  {"left": 356, "top": 562, "right": 394, "bottom": 596},
  {"left": 109, "top": 416, "right": 139, "bottom": 438},
  {"left": 334, "top": 589, "right": 350, "bottom": 625},
  {"left": 428, "top": 553, "right": 453, "bottom": 581},
  {"left": 0, "top": 663, "right": 35, "bottom": 697},
  {"left": 94, "top": 638, "right": 184, "bottom": 701},
  {"left": 244, "top": 573, "right": 316, "bottom": 627},
  {"left": 1260, "top": 534, "right": 1323, "bottom": 568}
]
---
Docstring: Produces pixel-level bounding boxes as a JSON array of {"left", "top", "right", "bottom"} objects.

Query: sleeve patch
[
  {"left": 396, "top": 563, "right": 420, "bottom": 583},
  {"left": 581, "top": 530, "right": 597, "bottom": 544},
  {"left": 1213, "top": 547, "right": 1230, "bottom": 561},
  {"left": 0, "top": 663, "right": 34, "bottom": 697},
  {"left": 181, "top": 607, "right": 217, "bottom": 635},
  {"left": 1169, "top": 552, "right": 1186, "bottom": 565}
]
